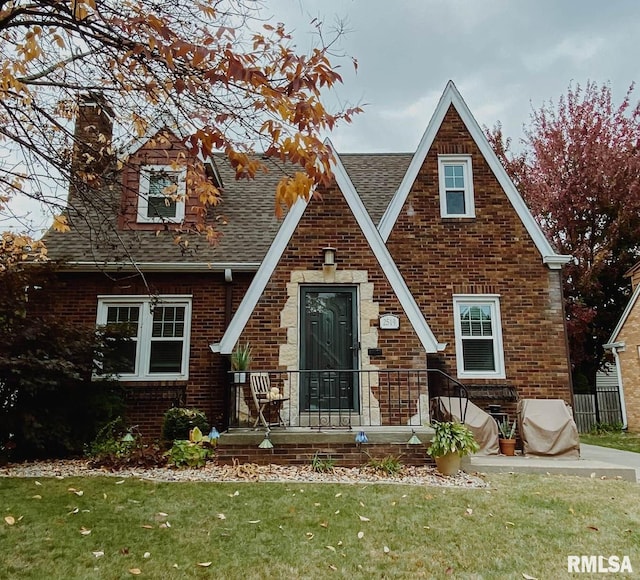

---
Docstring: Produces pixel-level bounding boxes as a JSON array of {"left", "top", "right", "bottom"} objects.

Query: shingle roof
[{"left": 43, "top": 153, "right": 412, "bottom": 269}]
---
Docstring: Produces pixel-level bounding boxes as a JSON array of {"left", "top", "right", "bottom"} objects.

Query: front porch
[{"left": 219, "top": 368, "right": 466, "bottom": 466}]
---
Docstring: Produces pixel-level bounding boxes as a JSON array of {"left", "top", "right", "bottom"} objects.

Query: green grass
[
  {"left": 1, "top": 474, "right": 639, "bottom": 579},
  {"left": 581, "top": 431, "right": 640, "bottom": 454}
]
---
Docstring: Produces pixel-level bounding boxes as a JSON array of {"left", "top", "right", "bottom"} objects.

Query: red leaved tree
[{"left": 487, "top": 81, "right": 640, "bottom": 389}]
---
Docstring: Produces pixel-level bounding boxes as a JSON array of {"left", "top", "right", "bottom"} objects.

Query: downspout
[
  {"left": 220, "top": 268, "right": 233, "bottom": 430},
  {"left": 604, "top": 343, "right": 628, "bottom": 429}
]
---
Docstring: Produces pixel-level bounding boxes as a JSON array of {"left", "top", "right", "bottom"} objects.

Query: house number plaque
[{"left": 379, "top": 314, "right": 400, "bottom": 330}]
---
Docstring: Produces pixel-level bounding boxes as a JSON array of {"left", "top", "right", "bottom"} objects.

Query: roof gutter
[{"left": 56, "top": 261, "right": 261, "bottom": 273}]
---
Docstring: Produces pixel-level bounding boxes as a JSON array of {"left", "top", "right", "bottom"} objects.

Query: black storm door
[{"left": 300, "top": 287, "right": 359, "bottom": 411}]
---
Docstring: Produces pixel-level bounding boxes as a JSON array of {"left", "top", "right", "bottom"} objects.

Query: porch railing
[{"left": 226, "top": 368, "right": 468, "bottom": 430}]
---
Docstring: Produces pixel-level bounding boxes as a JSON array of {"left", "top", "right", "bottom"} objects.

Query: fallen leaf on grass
[
  {"left": 141, "top": 525, "right": 153, "bottom": 529},
  {"left": 68, "top": 488, "right": 84, "bottom": 497},
  {"left": 383, "top": 546, "right": 390, "bottom": 554},
  {"left": 116, "top": 480, "right": 125, "bottom": 485},
  {"left": 522, "top": 574, "right": 538, "bottom": 580},
  {"left": 465, "top": 508, "right": 473, "bottom": 516},
  {"left": 128, "top": 568, "right": 142, "bottom": 575},
  {"left": 228, "top": 491, "right": 240, "bottom": 497},
  {"left": 143, "top": 552, "right": 150, "bottom": 559},
  {"left": 505, "top": 522, "right": 515, "bottom": 527},
  {"left": 306, "top": 532, "right": 314, "bottom": 540},
  {"left": 35, "top": 481, "right": 42, "bottom": 486},
  {"left": 68, "top": 508, "right": 79, "bottom": 515},
  {"left": 197, "top": 562, "right": 212, "bottom": 567},
  {"left": 587, "top": 526, "right": 599, "bottom": 532},
  {"left": 445, "top": 567, "right": 453, "bottom": 575},
  {"left": 216, "top": 513, "right": 226, "bottom": 520},
  {"left": 357, "top": 514, "right": 370, "bottom": 522},
  {"left": 334, "top": 510, "right": 340, "bottom": 515},
  {"left": 314, "top": 503, "right": 321, "bottom": 507},
  {"left": 80, "top": 527, "right": 92, "bottom": 536},
  {"left": 4, "top": 516, "right": 15, "bottom": 526},
  {"left": 248, "top": 520, "right": 261, "bottom": 524},
  {"left": 328, "top": 564, "right": 337, "bottom": 571},
  {"left": 326, "top": 545, "right": 336, "bottom": 552},
  {"left": 357, "top": 531, "right": 364, "bottom": 539},
  {"left": 319, "top": 522, "right": 328, "bottom": 528},
  {"left": 157, "top": 512, "right": 168, "bottom": 517},
  {"left": 92, "top": 551, "right": 104, "bottom": 558},
  {"left": 31, "top": 495, "right": 42, "bottom": 500},
  {"left": 335, "top": 493, "right": 342, "bottom": 498}
]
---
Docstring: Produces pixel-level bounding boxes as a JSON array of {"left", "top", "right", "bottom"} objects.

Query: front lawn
[
  {"left": 1, "top": 474, "right": 639, "bottom": 578},
  {"left": 580, "top": 431, "right": 640, "bottom": 454}
]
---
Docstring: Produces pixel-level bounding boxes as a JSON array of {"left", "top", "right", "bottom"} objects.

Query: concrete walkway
[{"left": 467, "top": 444, "right": 639, "bottom": 482}]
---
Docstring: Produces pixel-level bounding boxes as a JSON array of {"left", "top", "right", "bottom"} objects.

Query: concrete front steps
[{"left": 216, "top": 426, "right": 435, "bottom": 467}]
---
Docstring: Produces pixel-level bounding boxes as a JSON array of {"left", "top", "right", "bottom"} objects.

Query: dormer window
[
  {"left": 137, "top": 165, "right": 186, "bottom": 223},
  {"left": 438, "top": 155, "right": 475, "bottom": 218}
]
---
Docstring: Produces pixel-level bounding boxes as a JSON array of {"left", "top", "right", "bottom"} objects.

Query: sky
[
  {"left": 5, "top": 0, "right": 640, "bottom": 234},
  {"left": 268, "top": 0, "right": 640, "bottom": 152}
]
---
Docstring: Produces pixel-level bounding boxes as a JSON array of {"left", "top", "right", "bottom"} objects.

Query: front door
[{"left": 300, "top": 287, "right": 359, "bottom": 411}]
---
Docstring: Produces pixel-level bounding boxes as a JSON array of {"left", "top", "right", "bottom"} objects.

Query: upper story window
[
  {"left": 438, "top": 155, "right": 475, "bottom": 218},
  {"left": 137, "top": 165, "right": 186, "bottom": 223},
  {"left": 97, "top": 295, "right": 191, "bottom": 381},
  {"left": 453, "top": 295, "right": 505, "bottom": 379}
]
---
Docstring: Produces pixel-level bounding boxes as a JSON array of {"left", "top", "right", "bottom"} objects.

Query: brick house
[
  {"left": 604, "top": 262, "right": 640, "bottom": 430},
  {"left": 43, "top": 82, "right": 573, "bottom": 463}
]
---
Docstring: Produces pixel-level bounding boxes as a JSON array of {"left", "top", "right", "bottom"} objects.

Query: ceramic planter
[
  {"left": 434, "top": 452, "right": 461, "bottom": 476},
  {"left": 499, "top": 438, "right": 516, "bottom": 456}
]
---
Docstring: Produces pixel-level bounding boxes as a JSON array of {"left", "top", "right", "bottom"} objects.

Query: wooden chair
[{"left": 250, "top": 372, "right": 287, "bottom": 429}]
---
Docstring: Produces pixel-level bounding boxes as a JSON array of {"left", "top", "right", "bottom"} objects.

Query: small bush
[
  {"left": 165, "top": 439, "right": 212, "bottom": 469},
  {"left": 590, "top": 421, "right": 624, "bottom": 435},
  {"left": 162, "top": 407, "right": 210, "bottom": 442},
  {"left": 86, "top": 419, "right": 166, "bottom": 469},
  {"left": 310, "top": 452, "right": 335, "bottom": 473},
  {"left": 365, "top": 454, "right": 404, "bottom": 476}
]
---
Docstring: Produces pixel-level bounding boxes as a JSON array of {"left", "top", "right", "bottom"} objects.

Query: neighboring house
[
  {"left": 42, "top": 82, "right": 573, "bottom": 456},
  {"left": 604, "top": 262, "right": 640, "bottom": 430}
]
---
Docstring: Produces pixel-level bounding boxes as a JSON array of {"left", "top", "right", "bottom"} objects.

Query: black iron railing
[{"left": 226, "top": 368, "right": 468, "bottom": 430}]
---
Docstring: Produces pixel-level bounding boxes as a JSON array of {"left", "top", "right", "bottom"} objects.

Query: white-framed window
[
  {"left": 97, "top": 295, "right": 191, "bottom": 381},
  {"left": 438, "top": 155, "right": 475, "bottom": 218},
  {"left": 137, "top": 165, "right": 186, "bottom": 223},
  {"left": 453, "top": 295, "right": 505, "bottom": 379}
]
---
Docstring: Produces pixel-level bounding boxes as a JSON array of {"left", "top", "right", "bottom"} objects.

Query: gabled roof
[
  {"left": 378, "top": 81, "right": 571, "bottom": 270},
  {"left": 215, "top": 140, "right": 446, "bottom": 355},
  {"left": 606, "top": 284, "right": 640, "bottom": 347},
  {"left": 44, "top": 152, "right": 410, "bottom": 269}
]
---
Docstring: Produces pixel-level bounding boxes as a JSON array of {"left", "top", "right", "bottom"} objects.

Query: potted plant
[
  {"left": 427, "top": 420, "right": 480, "bottom": 476},
  {"left": 498, "top": 418, "right": 517, "bottom": 456},
  {"left": 230, "top": 342, "right": 251, "bottom": 383}
]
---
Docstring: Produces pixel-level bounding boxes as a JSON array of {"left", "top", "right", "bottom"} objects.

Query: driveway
[{"left": 580, "top": 443, "right": 640, "bottom": 482}]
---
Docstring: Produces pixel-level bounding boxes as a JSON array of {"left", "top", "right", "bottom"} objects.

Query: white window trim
[
  {"left": 96, "top": 295, "right": 192, "bottom": 381},
  {"left": 453, "top": 294, "right": 505, "bottom": 379},
  {"left": 438, "top": 155, "right": 475, "bottom": 218},
  {"left": 137, "top": 164, "right": 187, "bottom": 224}
]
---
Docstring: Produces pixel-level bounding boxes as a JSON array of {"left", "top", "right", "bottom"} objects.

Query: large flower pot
[
  {"left": 499, "top": 438, "right": 516, "bottom": 456},
  {"left": 434, "top": 452, "right": 461, "bottom": 476}
]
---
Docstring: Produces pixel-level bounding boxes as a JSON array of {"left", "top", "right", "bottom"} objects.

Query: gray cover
[
  {"left": 430, "top": 397, "right": 499, "bottom": 456},
  {"left": 517, "top": 399, "right": 580, "bottom": 458}
]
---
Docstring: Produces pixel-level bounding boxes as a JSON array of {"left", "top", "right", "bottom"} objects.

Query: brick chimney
[{"left": 71, "top": 93, "right": 114, "bottom": 178}]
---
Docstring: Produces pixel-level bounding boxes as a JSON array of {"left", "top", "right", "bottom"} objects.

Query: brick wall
[
  {"left": 216, "top": 442, "right": 434, "bottom": 467},
  {"left": 45, "top": 270, "right": 252, "bottom": 435},
  {"left": 119, "top": 131, "right": 212, "bottom": 231},
  {"left": 616, "top": 304, "right": 640, "bottom": 431},
  {"left": 387, "top": 105, "right": 572, "bottom": 405},
  {"left": 237, "top": 182, "right": 429, "bottom": 424}
]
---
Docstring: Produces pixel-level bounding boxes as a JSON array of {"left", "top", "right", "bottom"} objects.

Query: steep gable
[
  {"left": 215, "top": 143, "right": 444, "bottom": 355},
  {"left": 378, "top": 81, "right": 570, "bottom": 269}
]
